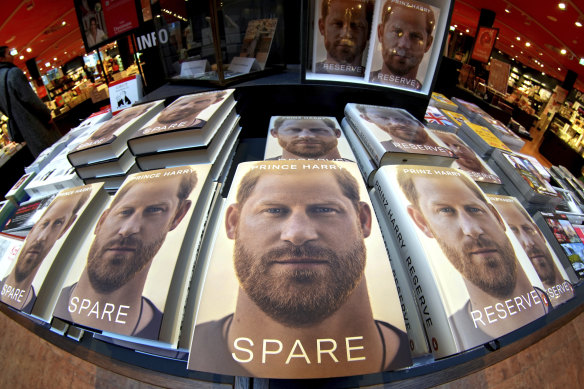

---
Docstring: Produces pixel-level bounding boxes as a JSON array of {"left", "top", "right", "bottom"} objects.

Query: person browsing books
[
  {"left": 191, "top": 164, "right": 410, "bottom": 378},
  {"left": 493, "top": 200, "right": 574, "bottom": 305},
  {"left": 1, "top": 191, "right": 90, "bottom": 312},
  {"left": 54, "top": 168, "right": 196, "bottom": 338},
  {"left": 315, "top": 0, "right": 373, "bottom": 76},
  {"left": 369, "top": 0, "right": 435, "bottom": 90},
  {"left": 397, "top": 171, "right": 547, "bottom": 346},
  {"left": 268, "top": 117, "right": 351, "bottom": 160}
]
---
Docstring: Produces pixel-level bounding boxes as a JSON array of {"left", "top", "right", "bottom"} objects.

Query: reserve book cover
[
  {"left": 373, "top": 165, "right": 548, "bottom": 358},
  {"left": 188, "top": 160, "right": 412, "bottom": 378},
  {"left": 344, "top": 103, "right": 456, "bottom": 167}
]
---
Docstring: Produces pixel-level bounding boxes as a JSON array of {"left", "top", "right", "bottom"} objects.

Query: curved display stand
[{"left": 2, "top": 74, "right": 583, "bottom": 387}]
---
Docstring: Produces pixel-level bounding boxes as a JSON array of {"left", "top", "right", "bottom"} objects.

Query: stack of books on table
[
  {"left": 67, "top": 101, "right": 165, "bottom": 191},
  {"left": 4, "top": 172, "right": 36, "bottom": 205},
  {"left": 476, "top": 115, "right": 525, "bottom": 152},
  {"left": 488, "top": 149, "right": 560, "bottom": 210},
  {"left": 458, "top": 120, "right": 512, "bottom": 158},
  {"left": 429, "top": 92, "right": 459, "bottom": 112},
  {"left": 424, "top": 106, "right": 459, "bottom": 133},
  {"left": 127, "top": 90, "right": 240, "bottom": 179}
]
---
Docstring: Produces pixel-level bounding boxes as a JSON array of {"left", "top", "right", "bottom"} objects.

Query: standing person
[
  {"left": 0, "top": 46, "right": 61, "bottom": 157},
  {"left": 369, "top": 0, "right": 435, "bottom": 90},
  {"left": 315, "top": 0, "right": 374, "bottom": 77}
]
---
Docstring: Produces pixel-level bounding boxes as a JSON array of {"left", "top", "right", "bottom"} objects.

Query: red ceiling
[
  {"left": 1, "top": 0, "right": 584, "bottom": 92},
  {"left": 451, "top": 0, "right": 584, "bottom": 92}
]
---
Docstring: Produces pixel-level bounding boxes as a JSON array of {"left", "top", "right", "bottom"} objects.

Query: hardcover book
[
  {"left": 1, "top": 194, "right": 57, "bottom": 237},
  {"left": 24, "top": 153, "right": 83, "bottom": 199},
  {"left": 424, "top": 106, "right": 458, "bottom": 133},
  {"left": 53, "top": 165, "right": 217, "bottom": 349},
  {"left": 67, "top": 100, "right": 164, "bottom": 166},
  {"left": 127, "top": 89, "right": 236, "bottom": 156},
  {"left": 0, "top": 200, "right": 17, "bottom": 230},
  {"left": 74, "top": 149, "right": 135, "bottom": 180},
  {"left": 5, "top": 172, "right": 35, "bottom": 205},
  {"left": 0, "top": 233, "right": 24, "bottom": 282},
  {"left": 83, "top": 164, "right": 141, "bottom": 193},
  {"left": 476, "top": 116, "right": 524, "bottom": 152},
  {"left": 341, "top": 118, "right": 378, "bottom": 186},
  {"left": 430, "top": 130, "right": 502, "bottom": 193},
  {"left": 135, "top": 112, "right": 240, "bottom": 171},
  {"left": 441, "top": 109, "right": 471, "bottom": 129},
  {"left": 188, "top": 160, "right": 412, "bottom": 378},
  {"left": 451, "top": 97, "right": 485, "bottom": 121},
  {"left": 344, "top": 103, "right": 456, "bottom": 167},
  {"left": 429, "top": 92, "right": 458, "bottom": 112},
  {"left": 264, "top": 116, "right": 356, "bottom": 161},
  {"left": 0, "top": 184, "right": 109, "bottom": 319},
  {"left": 533, "top": 211, "right": 584, "bottom": 282},
  {"left": 374, "top": 165, "right": 548, "bottom": 358},
  {"left": 458, "top": 120, "right": 511, "bottom": 157},
  {"left": 488, "top": 195, "right": 575, "bottom": 307}
]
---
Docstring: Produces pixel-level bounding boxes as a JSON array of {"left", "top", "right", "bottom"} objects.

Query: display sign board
[
  {"left": 471, "top": 27, "right": 499, "bottom": 63},
  {"left": 488, "top": 58, "right": 511, "bottom": 94}
]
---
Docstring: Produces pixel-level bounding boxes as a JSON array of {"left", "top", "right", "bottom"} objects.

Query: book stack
[
  {"left": 424, "top": 106, "right": 459, "bottom": 132},
  {"left": 52, "top": 165, "right": 219, "bottom": 351},
  {"left": 477, "top": 116, "right": 525, "bottom": 152},
  {"left": 550, "top": 165, "right": 584, "bottom": 207},
  {"left": 4, "top": 172, "right": 36, "bottom": 205},
  {"left": 344, "top": 103, "right": 456, "bottom": 167},
  {"left": 67, "top": 101, "right": 165, "bottom": 190},
  {"left": 128, "top": 90, "right": 239, "bottom": 173},
  {"left": 0, "top": 184, "right": 110, "bottom": 321},
  {"left": 458, "top": 120, "right": 511, "bottom": 158},
  {"left": 264, "top": 116, "right": 356, "bottom": 162},
  {"left": 188, "top": 160, "right": 412, "bottom": 378},
  {"left": 451, "top": 97, "right": 485, "bottom": 122},
  {"left": 441, "top": 109, "right": 471, "bottom": 131},
  {"left": 341, "top": 118, "right": 378, "bottom": 186},
  {"left": 489, "top": 149, "right": 559, "bottom": 209},
  {"left": 533, "top": 211, "right": 584, "bottom": 282},
  {"left": 0, "top": 200, "right": 17, "bottom": 230},
  {"left": 1, "top": 194, "right": 58, "bottom": 237},
  {"left": 430, "top": 130, "right": 502, "bottom": 193},
  {"left": 373, "top": 165, "right": 549, "bottom": 358},
  {"left": 429, "top": 92, "right": 459, "bottom": 112},
  {"left": 24, "top": 153, "right": 84, "bottom": 200}
]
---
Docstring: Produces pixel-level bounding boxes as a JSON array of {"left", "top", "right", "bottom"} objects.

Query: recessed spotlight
[
  {"left": 580, "top": 58, "right": 584, "bottom": 65},
  {"left": 561, "top": 48, "right": 567, "bottom": 55},
  {"left": 558, "top": 67, "right": 562, "bottom": 71},
  {"left": 454, "top": 24, "right": 458, "bottom": 28},
  {"left": 511, "top": 44, "right": 515, "bottom": 48},
  {"left": 505, "top": 8, "right": 510, "bottom": 13},
  {"left": 542, "top": 72, "right": 545, "bottom": 75},
  {"left": 450, "top": 25, "right": 455, "bottom": 31},
  {"left": 516, "top": 36, "right": 521, "bottom": 41},
  {"left": 53, "top": 57, "right": 57, "bottom": 61},
  {"left": 559, "top": 2, "right": 566, "bottom": 10},
  {"left": 459, "top": 32, "right": 463, "bottom": 36},
  {"left": 576, "top": 21, "right": 583, "bottom": 27},
  {"left": 45, "top": 62, "right": 50, "bottom": 67},
  {"left": 539, "top": 52, "right": 543, "bottom": 56},
  {"left": 19, "top": 55, "right": 24, "bottom": 60},
  {"left": 526, "top": 42, "right": 531, "bottom": 47},
  {"left": 26, "top": 47, "right": 31, "bottom": 52},
  {"left": 61, "top": 21, "right": 66, "bottom": 26},
  {"left": 466, "top": 29, "right": 470, "bottom": 33}
]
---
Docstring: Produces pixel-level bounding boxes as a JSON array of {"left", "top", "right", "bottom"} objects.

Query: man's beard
[
  {"left": 383, "top": 48, "right": 419, "bottom": 77},
  {"left": 14, "top": 243, "right": 46, "bottom": 283},
  {"left": 86, "top": 234, "right": 164, "bottom": 294},
  {"left": 279, "top": 139, "right": 337, "bottom": 158},
  {"left": 328, "top": 39, "right": 360, "bottom": 65},
  {"left": 526, "top": 247, "right": 557, "bottom": 286},
  {"left": 234, "top": 239, "right": 366, "bottom": 327},
  {"left": 438, "top": 234, "right": 518, "bottom": 299}
]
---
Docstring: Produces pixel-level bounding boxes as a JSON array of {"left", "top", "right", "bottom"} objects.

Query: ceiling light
[
  {"left": 61, "top": 21, "right": 66, "bottom": 26},
  {"left": 450, "top": 25, "right": 455, "bottom": 31},
  {"left": 516, "top": 36, "right": 521, "bottom": 41},
  {"left": 10, "top": 48, "right": 18, "bottom": 56},
  {"left": 19, "top": 55, "right": 24, "bottom": 59},
  {"left": 511, "top": 44, "right": 515, "bottom": 48},
  {"left": 505, "top": 8, "right": 510, "bottom": 13},
  {"left": 542, "top": 72, "right": 545, "bottom": 75},
  {"left": 580, "top": 58, "right": 584, "bottom": 65},
  {"left": 26, "top": 48, "right": 31, "bottom": 52},
  {"left": 526, "top": 42, "right": 531, "bottom": 47},
  {"left": 459, "top": 32, "right": 463, "bottom": 36},
  {"left": 558, "top": 2, "right": 566, "bottom": 10},
  {"left": 454, "top": 24, "right": 458, "bottom": 28},
  {"left": 558, "top": 67, "right": 562, "bottom": 71},
  {"left": 561, "top": 48, "right": 567, "bottom": 55},
  {"left": 576, "top": 21, "right": 583, "bottom": 27},
  {"left": 466, "top": 29, "right": 470, "bottom": 33},
  {"left": 539, "top": 52, "right": 543, "bottom": 56}
]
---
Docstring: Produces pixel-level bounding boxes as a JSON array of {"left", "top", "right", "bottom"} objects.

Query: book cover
[
  {"left": 5, "top": 172, "right": 35, "bottom": 205},
  {"left": 53, "top": 165, "right": 215, "bottom": 348},
  {"left": 533, "top": 211, "right": 584, "bottom": 282},
  {"left": 74, "top": 149, "right": 136, "bottom": 180},
  {"left": 431, "top": 130, "right": 502, "bottom": 191},
  {"left": 458, "top": 121, "right": 512, "bottom": 156},
  {"left": 451, "top": 97, "right": 485, "bottom": 120},
  {"left": 128, "top": 90, "right": 236, "bottom": 155},
  {"left": 67, "top": 100, "right": 164, "bottom": 166},
  {"left": 424, "top": 106, "right": 459, "bottom": 132},
  {"left": 365, "top": 0, "right": 441, "bottom": 92},
  {"left": 429, "top": 92, "right": 458, "bottom": 112},
  {"left": 374, "top": 165, "right": 548, "bottom": 358},
  {"left": 188, "top": 160, "right": 412, "bottom": 378},
  {"left": 488, "top": 195, "right": 575, "bottom": 307},
  {"left": 264, "top": 116, "right": 356, "bottom": 161},
  {"left": 441, "top": 109, "right": 471, "bottom": 128},
  {"left": 341, "top": 118, "right": 378, "bottom": 186},
  {"left": 0, "top": 233, "right": 24, "bottom": 282},
  {"left": 0, "top": 200, "right": 17, "bottom": 230},
  {"left": 344, "top": 103, "right": 456, "bottom": 167},
  {"left": 0, "top": 184, "right": 109, "bottom": 317},
  {"left": 311, "top": 0, "right": 374, "bottom": 79},
  {"left": 1, "top": 194, "right": 57, "bottom": 237},
  {"left": 24, "top": 153, "right": 83, "bottom": 199}
]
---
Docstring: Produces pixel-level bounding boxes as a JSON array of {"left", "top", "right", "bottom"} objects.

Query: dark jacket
[{"left": 0, "top": 62, "right": 60, "bottom": 157}]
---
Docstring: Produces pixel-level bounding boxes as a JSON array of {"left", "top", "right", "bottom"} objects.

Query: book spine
[
  {"left": 341, "top": 119, "right": 376, "bottom": 186},
  {"left": 373, "top": 169, "right": 461, "bottom": 358},
  {"left": 344, "top": 105, "right": 385, "bottom": 165},
  {"left": 369, "top": 189, "right": 430, "bottom": 357}
]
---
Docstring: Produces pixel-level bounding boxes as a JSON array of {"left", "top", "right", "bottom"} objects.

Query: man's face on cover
[
  {"left": 319, "top": 0, "right": 369, "bottom": 65},
  {"left": 378, "top": 6, "right": 433, "bottom": 77},
  {"left": 436, "top": 133, "right": 483, "bottom": 172},
  {"left": 496, "top": 202, "right": 558, "bottom": 286},
  {"left": 272, "top": 119, "right": 340, "bottom": 158},
  {"left": 157, "top": 95, "right": 216, "bottom": 124},
  {"left": 227, "top": 171, "right": 371, "bottom": 326},
  {"left": 14, "top": 199, "right": 78, "bottom": 282},
  {"left": 410, "top": 175, "right": 517, "bottom": 298},
  {"left": 86, "top": 180, "right": 182, "bottom": 293},
  {"left": 91, "top": 106, "right": 148, "bottom": 140},
  {"left": 362, "top": 107, "right": 428, "bottom": 144}
]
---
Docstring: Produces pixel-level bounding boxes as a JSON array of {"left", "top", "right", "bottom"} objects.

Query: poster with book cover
[
  {"left": 344, "top": 103, "right": 455, "bottom": 166},
  {"left": 264, "top": 116, "right": 356, "bottom": 161},
  {"left": 0, "top": 184, "right": 109, "bottom": 317},
  {"left": 374, "top": 165, "right": 549, "bottom": 358},
  {"left": 52, "top": 165, "right": 214, "bottom": 347},
  {"left": 488, "top": 195, "right": 574, "bottom": 307},
  {"left": 188, "top": 160, "right": 412, "bottom": 378},
  {"left": 365, "top": 0, "right": 442, "bottom": 92}
]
